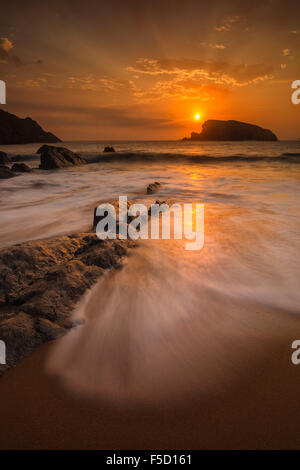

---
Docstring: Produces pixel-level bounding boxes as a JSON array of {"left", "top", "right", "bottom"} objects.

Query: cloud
[
  {"left": 0, "top": 37, "right": 43, "bottom": 66},
  {"left": 8, "top": 100, "right": 175, "bottom": 129},
  {"left": 0, "top": 37, "right": 22, "bottom": 66},
  {"left": 126, "top": 58, "right": 273, "bottom": 87},
  {"left": 131, "top": 76, "right": 229, "bottom": 102},
  {"left": 282, "top": 48, "right": 291, "bottom": 56},
  {"left": 67, "top": 76, "right": 132, "bottom": 92},
  {"left": 200, "top": 42, "right": 226, "bottom": 49},
  {"left": 0, "top": 37, "right": 13, "bottom": 52},
  {"left": 215, "top": 15, "right": 241, "bottom": 32}
]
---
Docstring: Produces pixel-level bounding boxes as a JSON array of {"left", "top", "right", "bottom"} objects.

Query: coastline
[
  {"left": 0, "top": 141, "right": 299, "bottom": 449},
  {"left": 0, "top": 304, "right": 300, "bottom": 449}
]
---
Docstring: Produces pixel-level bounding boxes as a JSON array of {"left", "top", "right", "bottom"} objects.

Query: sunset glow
[{"left": 0, "top": 2, "right": 299, "bottom": 140}]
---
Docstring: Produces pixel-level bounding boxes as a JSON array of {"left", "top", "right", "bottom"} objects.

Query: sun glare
[{"left": 195, "top": 113, "right": 201, "bottom": 120}]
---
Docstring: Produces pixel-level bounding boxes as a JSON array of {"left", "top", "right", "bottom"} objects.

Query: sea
[{"left": 1, "top": 140, "right": 300, "bottom": 403}]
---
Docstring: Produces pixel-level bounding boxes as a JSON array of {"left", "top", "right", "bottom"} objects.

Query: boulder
[
  {"left": 0, "top": 151, "right": 10, "bottom": 165},
  {"left": 147, "top": 182, "right": 161, "bottom": 194},
  {"left": 39, "top": 145, "right": 86, "bottom": 169},
  {"left": 0, "top": 109, "right": 61, "bottom": 145},
  {"left": 0, "top": 166, "right": 16, "bottom": 179},
  {"left": 36, "top": 144, "right": 51, "bottom": 154},
  {"left": 185, "top": 119, "right": 278, "bottom": 141},
  {"left": 0, "top": 232, "right": 136, "bottom": 375},
  {"left": 103, "top": 146, "right": 115, "bottom": 153},
  {"left": 11, "top": 163, "right": 32, "bottom": 173}
]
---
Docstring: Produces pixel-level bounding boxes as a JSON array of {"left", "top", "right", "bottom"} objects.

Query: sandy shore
[{"left": 1, "top": 306, "right": 300, "bottom": 450}]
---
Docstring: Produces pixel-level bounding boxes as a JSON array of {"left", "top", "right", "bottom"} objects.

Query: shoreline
[{"left": 0, "top": 304, "right": 300, "bottom": 449}]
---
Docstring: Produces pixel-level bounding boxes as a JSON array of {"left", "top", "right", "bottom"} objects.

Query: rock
[
  {"left": 147, "top": 182, "right": 161, "bottom": 194},
  {"left": 39, "top": 145, "right": 86, "bottom": 169},
  {"left": 36, "top": 144, "right": 50, "bottom": 154},
  {"left": 0, "top": 232, "right": 136, "bottom": 375},
  {"left": 11, "top": 163, "right": 32, "bottom": 173},
  {"left": 0, "top": 313, "right": 41, "bottom": 374},
  {"left": 185, "top": 120, "right": 278, "bottom": 141},
  {"left": 35, "top": 318, "right": 66, "bottom": 341},
  {"left": 103, "top": 146, "right": 115, "bottom": 153},
  {"left": 0, "top": 166, "right": 16, "bottom": 179},
  {"left": 0, "top": 151, "right": 10, "bottom": 165},
  {"left": 0, "top": 109, "right": 61, "bottom": 145}
]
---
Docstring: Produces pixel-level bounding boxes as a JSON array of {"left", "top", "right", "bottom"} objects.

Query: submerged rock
[
  {"left": 0, "top": 151, "right": 10, "bottom": 165},
  {"left": 147, "top": 182, "right": 161, "bottom": 194},
  {"left": 11, "top": 163, "right": 32, "bottom": 173},
  {"left": 39, "top": 145, "right": 86, "bottom": 169},
  {"left": 184, "top": 119, "right": 278, "bottom": 141},
  {"left": 0, "top": 166, "right": 16, "bottom": 179},
  {"left": 103, "top": 146, "right": 115, "bottom": 153},
  {"left": 0, "top": 232, "right": 136, "bottom": 375},
  {"left": 0, "top": 109, "right": 61, "bottom": 145}
]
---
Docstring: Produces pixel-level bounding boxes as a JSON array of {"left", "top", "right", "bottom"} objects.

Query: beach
[
  {"left": 0, "top": 140, "right": 300, "bottom": 449},
  {"left": 0, "top": 307, "right": 300, "bottom": 449}
]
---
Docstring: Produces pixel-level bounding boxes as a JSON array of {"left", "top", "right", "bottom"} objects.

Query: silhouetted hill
[
  {"left": 184, "top": 120, "right": 278, "bottom": 141},
  {"left": 0, "top": 109, "right": 61, "bottom": 145}
]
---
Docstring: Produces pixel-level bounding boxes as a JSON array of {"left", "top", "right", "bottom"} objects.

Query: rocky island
[
  {"left": 0, "top": 109, "right": 61, "bottom": 145},
  {"left": 184, "top": 119, "right": 278, "bottom": 141}
]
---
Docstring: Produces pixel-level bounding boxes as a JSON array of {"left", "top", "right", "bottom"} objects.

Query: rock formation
[
  {"left": 0, "top": 233, "right": 136, "bottom": 375},
  {"left": 0, "top": 109, "right": 61, "bottom": 145},
  {"left": 0, "top": 166, "right": 16, "bottom": 179},
  {"left": 39, "top": 145, "right": 86, "bottom": 169},
  {"left": 184, "top": 120, "right": 278, "bottom": 141},
  {"left": 11, "top": 163, "right": 32, "bottom": 173},
  {"left": 0, "top": 151, "right": 10, "bottom": 165},
  {"left": 147, "top": 182, "right": 161, "bottom": 194}
]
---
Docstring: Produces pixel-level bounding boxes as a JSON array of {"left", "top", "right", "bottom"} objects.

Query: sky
[{"left": 0, "top": 0, "right": 299, "bottom": 140}]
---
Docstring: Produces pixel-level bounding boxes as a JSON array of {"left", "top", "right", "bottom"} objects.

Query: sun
[{"left": 195, "top": 113, "right": 201, "bottom": 120}]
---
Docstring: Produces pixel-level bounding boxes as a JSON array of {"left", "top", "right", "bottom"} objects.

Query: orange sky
[{"left": 0, "top": 0, "right": 299, "bottom": 140}]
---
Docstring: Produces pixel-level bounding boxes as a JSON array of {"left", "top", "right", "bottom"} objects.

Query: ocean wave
[
  {"left": 7, "top": 150, "right": 300, "bottom": 166},
  {"left": 85, "top": 151, "right": 300, "bottom": 164}
]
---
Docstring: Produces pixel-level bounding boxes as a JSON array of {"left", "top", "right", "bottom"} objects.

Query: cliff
[
  {"left": 0, "top": 109, "right": 61, "bottom": 145},
  {"left": 185, "top": 120, "right": 278, "bottom": 141}
]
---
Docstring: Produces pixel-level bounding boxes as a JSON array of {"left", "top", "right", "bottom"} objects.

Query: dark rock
[
  {"left": 0, "top": 166, "right": 16, "bottom": 179},
  {"left": 185, "top": 120, "right": 278, "bottom": 141},
  {"left": 39, "top": 145, "right": 86, "bottom": 169},
  {"left": 36, "top": 144, "right": 49, "bottom": 154},
  {"left": 11, "top": 163, "right": 32, "bottom": 173},
  {"left": 0, "top": 313, "right": 42, "bottom": 374},
  {"left": 0, "top": 109, "right": 61, "bottom": 145},
  {"left": 103, "top": 146, "right": 115, "bottom": 153},
  {"left": 147, "top": 182, "right": 161, "bottom": 194},
  {"left": 0, "top": 151, "right": 10, "bottom": 165},
  {"left": 35, "top": 318, "right": 66, "bottom": 341},
  {"left": 0, "top": 232, "right": 136, "bottom": 375}
]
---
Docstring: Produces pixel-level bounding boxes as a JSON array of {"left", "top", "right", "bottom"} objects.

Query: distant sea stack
[
  {"left": 184, "top": 120, "right": 278, "bottom": 141},
  {"left": 0, "top": 109, "right": 61, "bottom": 145}
]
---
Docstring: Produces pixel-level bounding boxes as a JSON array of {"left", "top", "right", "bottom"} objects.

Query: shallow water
[{"left": 1, "top": 140, "right": 300, "bottom": 403}]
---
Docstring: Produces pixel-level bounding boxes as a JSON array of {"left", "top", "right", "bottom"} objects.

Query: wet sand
[{"left": 1, "top": 308, "right": 300, "bottom": 450}]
